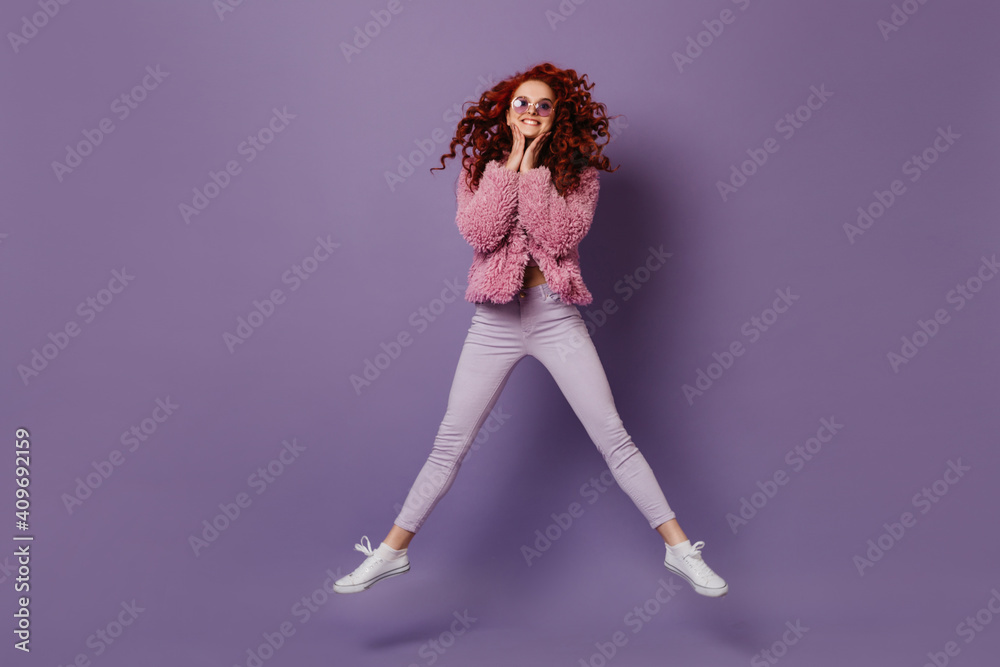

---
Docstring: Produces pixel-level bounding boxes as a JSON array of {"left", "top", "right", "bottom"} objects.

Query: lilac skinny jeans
[{"left": 393, "top": 281, "right": 676, "bottom": 534}]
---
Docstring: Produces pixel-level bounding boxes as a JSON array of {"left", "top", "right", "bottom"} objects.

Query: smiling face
[{"left": 506, "top": 79, "right": 556, "bottom": 140}]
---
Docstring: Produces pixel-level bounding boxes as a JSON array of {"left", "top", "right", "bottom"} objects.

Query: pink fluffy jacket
[{"left": 456, "top": 156, "right": 600, "bottom": 305}]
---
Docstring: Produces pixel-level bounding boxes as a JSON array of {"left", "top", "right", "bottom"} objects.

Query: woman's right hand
[{"left": 505, "top": 120, "right": 525, "bottom": 172}]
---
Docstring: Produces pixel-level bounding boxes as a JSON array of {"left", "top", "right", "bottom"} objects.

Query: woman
[{"left": 334, "top": 63, "right": 727, "bottom": 598}]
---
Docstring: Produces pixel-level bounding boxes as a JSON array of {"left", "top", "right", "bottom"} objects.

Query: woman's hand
[
  {"left": 520, "top": 130, "right": 550, "bottom": 171},
  {"left": 506, "top": 121, "right": 525, "bottom": 171},
  {"left": 506, "top": 122, "right": 550, "bottom": 171}
]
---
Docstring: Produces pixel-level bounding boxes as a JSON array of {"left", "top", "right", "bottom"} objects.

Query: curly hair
[{"left": 430, "top": 62, "right": 620, "bottom": 197}]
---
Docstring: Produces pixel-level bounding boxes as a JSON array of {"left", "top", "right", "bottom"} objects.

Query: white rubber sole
[
  {"left": 663, "top": 562, "right": 728, "bottom": 598},
  {"left": 332, "top": 562, "right": 410, "bottom": 594}
]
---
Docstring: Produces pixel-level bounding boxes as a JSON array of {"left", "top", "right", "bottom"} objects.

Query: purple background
[{"left": 3, "top": 0, "right": 999, "bottom": 665}]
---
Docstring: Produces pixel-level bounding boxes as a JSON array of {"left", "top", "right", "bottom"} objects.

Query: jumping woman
[{"left": 334, "top": 62, "right": 727, "bottom": 598}]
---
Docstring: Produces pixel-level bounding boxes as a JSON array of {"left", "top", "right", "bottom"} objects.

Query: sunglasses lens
[{"left": 512, "top": 97, "right": 553, "bottom": 116}]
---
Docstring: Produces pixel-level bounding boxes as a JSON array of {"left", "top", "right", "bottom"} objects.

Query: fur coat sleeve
[{"left": 455, "top": 158, "right": 520, "bottom": 253}]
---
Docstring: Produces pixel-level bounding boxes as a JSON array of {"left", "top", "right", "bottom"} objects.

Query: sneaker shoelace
[
  {"left": 351, "top": 536, "right": 382, "bottom": 578},
  {"left": 682, "top": 540, "right": 712, "bottom": 579},
  {"left": 354, "top": 535, "right": 376, "bottom": 557}
]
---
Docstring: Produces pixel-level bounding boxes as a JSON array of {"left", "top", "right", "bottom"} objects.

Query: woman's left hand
[{"left": 520, "top": 131, "right": 550, "bottom": 171}]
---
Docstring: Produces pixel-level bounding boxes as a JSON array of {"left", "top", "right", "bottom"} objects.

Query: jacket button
[{"left": 519, "top": 291, "right": 526, "bottom": 298}]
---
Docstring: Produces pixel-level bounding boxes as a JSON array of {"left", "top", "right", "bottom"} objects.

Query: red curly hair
[{"left": 430, "top": 62, "right": 619, "bottom": 197}]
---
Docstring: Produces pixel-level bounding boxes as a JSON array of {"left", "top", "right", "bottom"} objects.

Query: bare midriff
[{"left": 522, "top": 264, "right": 546, "bottom": 288}]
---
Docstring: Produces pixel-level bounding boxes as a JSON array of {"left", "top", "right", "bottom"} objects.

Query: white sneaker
[
  {"left": 332, "top": 536, "right": 410, "bottom": 594},
  {"left": 663, "top": 540, "right": 728, "bottom": 597}
]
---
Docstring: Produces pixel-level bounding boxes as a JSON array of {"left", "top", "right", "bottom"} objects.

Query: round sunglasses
[{"left": 511, "top": 96, "right": 554, "bottom": 117}]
